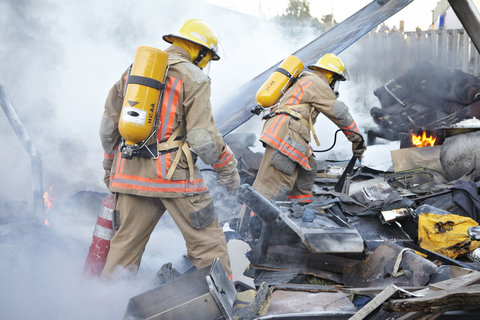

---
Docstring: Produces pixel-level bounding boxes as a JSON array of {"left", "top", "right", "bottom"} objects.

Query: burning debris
[
  {"left": 43, "top": 185, "right": 56, "bottom": 226},
  {"left": 367, "top": 61, "right": 480, "bottom": 147},
  {"left": 410, "top": 130, "right": 436, "bottom": 147}
]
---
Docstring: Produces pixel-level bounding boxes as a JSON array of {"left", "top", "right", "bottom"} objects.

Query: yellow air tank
[
  {"left": 119, "top": 46, "right": 168, "bottom": 147},
  {"left": 256, "top": 55, "right": 304, "bottom": 108}
]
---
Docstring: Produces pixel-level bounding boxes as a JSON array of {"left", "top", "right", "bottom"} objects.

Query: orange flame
[
  {"left": 411, "top": 131, "right": 436, "bottom": 147},
  {"left": 43, "top": 185, "right": 56, "bottom": 226}
]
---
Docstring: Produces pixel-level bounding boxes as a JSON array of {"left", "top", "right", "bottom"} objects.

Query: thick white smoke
[
  {"left": 2, "top": 0, "right": 422, "bottom": 317},
  {"left": 0, "top": 0, "right": 322, "bottom": 319}
]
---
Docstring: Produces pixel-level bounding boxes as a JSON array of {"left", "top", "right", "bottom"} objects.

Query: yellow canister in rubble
[
  {"left": 255, "top": 55, "right": 304, "bottom": 108},
  {"left": 119, "top": 46, "right": 168, "bottom": 146}
]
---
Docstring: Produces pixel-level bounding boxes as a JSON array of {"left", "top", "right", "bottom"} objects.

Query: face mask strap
[
  {"left": 329, "top": 74, "right": 342, "bottom": 90},
  {"left": 193, "top": 48, "right": 209, "bottom": 67},
  {"left": 331, "top": 74, "right": 342, "bottom": 97}
]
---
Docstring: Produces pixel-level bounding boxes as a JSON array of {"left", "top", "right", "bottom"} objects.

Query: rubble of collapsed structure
[
  {"left": 3, "top": 1, "right": 480, "bottom": 319},
  {"left": 122, "top": 66, "right": 480, "bottom": 319}
]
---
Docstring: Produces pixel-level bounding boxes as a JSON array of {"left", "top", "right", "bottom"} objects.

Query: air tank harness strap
[
  {"left": 157, "top": 125, "right": 195, "bottom": 182},
  {"left": 273, "top": 103, "right": 320, "bottom": 146}
]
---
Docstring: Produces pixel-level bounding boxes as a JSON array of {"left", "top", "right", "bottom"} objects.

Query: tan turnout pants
[
  {"left": 252, "top": 145, "right": 316, "bottom": 201},
  {"left": 101, "top": 192, "right": 231, "bottom": 278}
]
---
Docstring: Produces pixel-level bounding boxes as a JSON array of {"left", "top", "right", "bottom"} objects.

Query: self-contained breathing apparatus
[
  {"left": 255, "top": 55, "right": 304, "bottom": 110},
  {"left": 118, "top": 46, "right": 169, "bottom": 159},
  {"left": 252, "top": 55, "right": 325, "bottom": 146}
]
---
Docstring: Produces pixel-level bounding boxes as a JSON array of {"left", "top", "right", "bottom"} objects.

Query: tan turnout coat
[
  {"left": 253, "top": 71, "right": 361, "bottom": 201},
  {"left": 99, "top": 46, "right": 236, "bottom": 198}
]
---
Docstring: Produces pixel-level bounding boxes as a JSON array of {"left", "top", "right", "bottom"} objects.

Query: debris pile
[
  {"left": 123, "top": 63, "right": 480, "bottom": 319},
  {"left": 222, "top": 150, "right": 480, "bottom": 319}
]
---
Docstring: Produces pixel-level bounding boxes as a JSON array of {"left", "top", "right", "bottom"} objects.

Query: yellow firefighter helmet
[
  {"left": 163, "top": 19, "right": 220, "bottom": 60},
  {"left": 308, "top": 53, "right": 347, "bottom": 81}
]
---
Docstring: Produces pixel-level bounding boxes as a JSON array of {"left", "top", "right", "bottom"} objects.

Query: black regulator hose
[{"left": 313, "top": 129, "right": 364, "bottom": 153}]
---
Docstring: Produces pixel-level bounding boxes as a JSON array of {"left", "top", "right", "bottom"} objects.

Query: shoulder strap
[
  {"left": 274, "top": 103, "right": 320, "bottom": 146},
  {"left": 157, "top": 125, "right": 195, "bottom": 182}
]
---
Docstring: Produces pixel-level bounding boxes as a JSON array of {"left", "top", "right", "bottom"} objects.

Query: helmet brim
[
  {"left": 308, "top": 65, "right": 346, "bottom": 81},
  {"left": 163, "top": 34, "right": 220, "bottom": 60}
]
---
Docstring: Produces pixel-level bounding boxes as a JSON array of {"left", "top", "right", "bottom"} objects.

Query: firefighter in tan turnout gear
[
  {"left": 253, "top": 53, "right": 366, "bottom": 202},
  {"left": 99, "top": 19, "right": 239, "bottom": 278}
]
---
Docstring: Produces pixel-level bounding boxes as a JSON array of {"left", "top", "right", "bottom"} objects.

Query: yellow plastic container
[
  {"left": 119, "top": 46, "right": 168, "bottom": 146},
  {"left": 256, "top": 55, "right": 304, "bottom": 108}
]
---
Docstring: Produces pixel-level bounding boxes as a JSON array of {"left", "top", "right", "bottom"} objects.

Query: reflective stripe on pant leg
[
  {"left": 161, "top": 193, "right": 232, "bottom": 276},
  {"left": 287, "top": 194, "right": 313, "bottom": 203},
  {"left": 101, "top": 193, "right": 165, "bottom": 278}
]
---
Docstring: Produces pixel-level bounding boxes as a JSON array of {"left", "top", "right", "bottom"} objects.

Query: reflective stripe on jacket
[
  {"left": 341, "top": 119, "right": 360, "bottom": 136},
  {"left": 212, "top": 145, "right": 235, "bottom": 170},
  {"left": 260, "top": 114, "right": 311, "bottom": 169}
]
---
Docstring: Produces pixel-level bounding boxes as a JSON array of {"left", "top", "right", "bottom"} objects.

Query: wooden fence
[{"left": 345, "top": 28, "right": 480, "bottom": 108}]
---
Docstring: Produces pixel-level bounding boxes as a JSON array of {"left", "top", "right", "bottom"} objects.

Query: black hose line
[
  {"left": 313, "top": 129, "right": 364, "bottom": 153},
  {"left": 199, "top": 129, "right": 365, "bottom": 168}
]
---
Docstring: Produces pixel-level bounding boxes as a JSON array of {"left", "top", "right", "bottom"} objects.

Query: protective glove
[
  {"left": 351, "top": 137, "right": 367, "bottom": 158},
  {"left": 217, "top": 168, "right": 240, "bottom": 194}
]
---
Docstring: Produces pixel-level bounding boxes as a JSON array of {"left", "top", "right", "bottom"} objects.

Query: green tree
[
  {"left": 284, "top": 0, "right": 311, "bottom": 19},
  {"left": 274, "top": 0, "right": 331, "bottom": 41}
]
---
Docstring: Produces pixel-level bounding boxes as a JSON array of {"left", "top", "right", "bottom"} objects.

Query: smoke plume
[{"left": 0, "top": 0, "right": 322, "bottom": 318}]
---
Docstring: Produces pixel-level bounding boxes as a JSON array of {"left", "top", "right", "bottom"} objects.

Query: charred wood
[
  {"left": 266, "top": 245, "right": 361, "bottom": 273},
  {"left": 383, "top": 284, "right": 480, "bottom": 313}
]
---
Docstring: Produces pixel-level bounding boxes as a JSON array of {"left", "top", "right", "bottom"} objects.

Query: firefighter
[
  {"left": 99, "top": 19, "right": 239, "bottom": 278},
  {"left": 252, "top": 53, "right": 366, "bottom": 202}
]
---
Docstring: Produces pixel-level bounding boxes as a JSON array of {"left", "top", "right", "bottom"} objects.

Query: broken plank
[
  {"left": 266, "top": 245, "right": 361, "bottom": 273},
  {"left": 425, "top": 269, "right": 480, "bottom": 292},
  {"left": 396, "top": 270, "right": 480, "bottom": 319},
  {"left": 272, "top": 283, "right": 341, "bottom": 293},
  {"left": 383, "top": 284, "right": 480, "bottom": 313},
  {"left": 341, "top": 286, "right": 426, "bottom": 296}
]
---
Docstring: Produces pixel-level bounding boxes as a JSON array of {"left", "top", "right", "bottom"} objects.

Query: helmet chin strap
[{"left": 193, "top": 48, "right": 209, "bottom": 67}]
